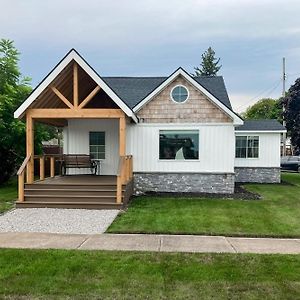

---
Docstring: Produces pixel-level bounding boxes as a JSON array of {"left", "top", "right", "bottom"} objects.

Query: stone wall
[
  {"left": 134, "top": 172, "right": 235, "bottom": 194},
  {"left": 235, "top": 167, "right": 281, "bottom": 183},
  {"left": 137, "top": 75, "right": 232, "bottom": 123}
]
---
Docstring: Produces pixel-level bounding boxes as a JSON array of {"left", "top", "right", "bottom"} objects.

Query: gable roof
[
  {"left": 235, "top": 119, "right": 286, "bottom": 132},
  {"left": 14, "top": 49, "right": 137, "bottom": 121},
  {"left": 14, "top": 49, "right": 241, "bottom": 125},
  {"left": 102, "top": 75, "right": 232, "bottom": 110},
  {"left": 131, "top": 68, "right": 243, "bottom": 125}
]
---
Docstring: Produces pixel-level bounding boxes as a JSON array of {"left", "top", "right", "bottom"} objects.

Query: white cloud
[
  {"left": 1, "top": 0, "right": 300, "bottom": 48},
  {"left": 1, "top": 0, "right": 300, "bottom": 107}
]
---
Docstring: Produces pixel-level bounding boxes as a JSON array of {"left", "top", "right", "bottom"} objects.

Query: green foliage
[
  {"left": 242, "top": 98, "right": 282, "bottom": 121},
  {"left": 0, "top": 39, "right": 55, "bottom": 184},
  {"left": 283, "top": 78, "right": 300, "bottom": 152},
  {"left": 193, "top": 47, "right": 222, "bottom": 76}
]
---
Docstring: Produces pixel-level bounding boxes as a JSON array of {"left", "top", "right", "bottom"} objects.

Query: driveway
[{"left": 0, "top": 208, "right": 119, "bottom": 234}]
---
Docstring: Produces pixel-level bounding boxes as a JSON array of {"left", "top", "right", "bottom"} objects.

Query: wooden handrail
[
  {"left": 116, "top": 155, "right": 133, "bottom": 204},
  {"left": 117, "top": 156, "right": 126, "bottom": 176},
  {"left": 17, "top": 155, "right": 31, "bottom": 175},
  {"left": 17, "top": 154, "right": 58, "bottom": 202}
]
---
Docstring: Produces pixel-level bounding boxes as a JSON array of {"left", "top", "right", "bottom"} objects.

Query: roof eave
[{"left": 235, "top": 130, "right": 287, "bottom": 133}]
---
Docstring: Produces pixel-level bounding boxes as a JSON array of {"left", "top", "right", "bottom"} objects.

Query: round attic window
[{"left": 170, "top": 85, "right": 189, "bottom": 103}]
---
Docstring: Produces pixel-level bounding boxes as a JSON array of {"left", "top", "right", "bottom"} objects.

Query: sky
[{"left": 1, "top": 0, "right": 300, "bottom": 112}]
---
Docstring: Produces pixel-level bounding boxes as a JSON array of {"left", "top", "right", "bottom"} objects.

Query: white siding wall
[
  {"left": 234, "top": 132, "right": 281, "bottom": 167},
  {"left": 127, "top": 123, "right": 235, "bottom": 173},
  {"left": 63, "top": 119, "right": 119, "bottom": 175}
]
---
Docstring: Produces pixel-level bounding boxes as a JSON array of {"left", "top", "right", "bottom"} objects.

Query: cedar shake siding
[{"left": 137, "top": 75, "right": 232, "bottom": 123}]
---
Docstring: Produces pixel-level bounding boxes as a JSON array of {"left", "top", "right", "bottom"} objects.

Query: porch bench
[{"left": 61, "top": 154, "right": 97, "bottom": 175}]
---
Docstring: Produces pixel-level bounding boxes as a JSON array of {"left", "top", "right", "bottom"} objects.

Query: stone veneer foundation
[
  {"left": 133, "top": 172, "right": 235, "bottom": 195},
  {"left": 235, "top": 167, "right": 281, "bottom": 183}
]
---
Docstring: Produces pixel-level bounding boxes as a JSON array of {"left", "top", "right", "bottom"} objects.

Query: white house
[{"left": 14, "top": 49, "right": 285, "bottom": 208}]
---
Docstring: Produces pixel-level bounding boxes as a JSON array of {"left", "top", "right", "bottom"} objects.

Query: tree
[
  {"left": 242, "top": 98, "right": 282, "bottom": 121},
  {"left": 192, "top": 47, "right": 222, "bottom": 76},
  {"left": 282, "top": 78, "right": 300, "bottom": 153},
  {"left": 0, "top": 39, "right": 55, "bottom": 184}
]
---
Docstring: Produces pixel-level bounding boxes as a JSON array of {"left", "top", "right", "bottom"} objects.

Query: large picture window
[
  {"left": 159, "top": 130, "right": 199, "bottom": 160},
  {"left": 236, "top": 136, "right": 259, "bottom": 158},
  {"left": 89, "top": 132, "right": 105, "bottom": 159}
]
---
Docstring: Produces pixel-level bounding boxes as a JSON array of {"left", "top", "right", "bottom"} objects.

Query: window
[
  {"left": 236, "top": 136, "right": 259, "bottom": 158},
  {"left": 159, "top": 130, "right": 199, "bottom": 160},
  {"left": 89, "top": 132, "right": 105, "bottom": 159},
  {"left": 170, "top": 85, "right": 189, "bottom": 103}
]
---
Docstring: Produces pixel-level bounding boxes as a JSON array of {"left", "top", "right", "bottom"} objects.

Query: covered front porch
[{"left": 15, "top": 54, "right": 134, "bottom": 209}]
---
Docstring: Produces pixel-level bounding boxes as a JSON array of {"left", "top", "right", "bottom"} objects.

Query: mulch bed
[{"left": 141, "top": 184, "right": 261, "bottom": 200}]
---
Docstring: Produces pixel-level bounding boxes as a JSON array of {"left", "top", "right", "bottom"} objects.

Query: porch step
[
  {"left": 25, "top": 184, "right": 121, "bottom": 190},
  {"left": 19, "top": 176, "right": 132, "bottom": 210},
  {"left": 23, "top": 195, "right": 120, "bottom": 203},
  {"left": 16, "top": 201, "right": 123, "bottom": 210},
  {"left": 25, "top": 188, "right": 121, "bottom": 196}
]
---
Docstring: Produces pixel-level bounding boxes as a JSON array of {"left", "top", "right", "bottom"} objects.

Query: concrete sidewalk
[{"left": 0, "top": 232, "right": 300, "bottom": 254}]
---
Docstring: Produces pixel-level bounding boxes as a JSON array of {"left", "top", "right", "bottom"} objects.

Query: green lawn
[
  {"left": 0, "top": 178, "right": 17, "bottom": 213},
  {"left": 0, "top": 249, "right": 299, "bottom": 299},
  {"left": 108, "top": 173, "right": 300, "bottom": 237}
]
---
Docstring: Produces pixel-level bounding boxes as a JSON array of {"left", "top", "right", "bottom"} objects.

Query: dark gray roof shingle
[
  {"left": 236, "top": 119, "right": 285, "bottom": 131},
  {"left": 102, "top": 76, "right": 232, "bottom": 110}
]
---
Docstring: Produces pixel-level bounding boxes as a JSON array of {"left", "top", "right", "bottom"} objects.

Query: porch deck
[
  {"left": 34, "top": 175, "right": 117, "bottom": 185},
  {"left": 16, "top": 175, "right": 133, "bottom": 210}
]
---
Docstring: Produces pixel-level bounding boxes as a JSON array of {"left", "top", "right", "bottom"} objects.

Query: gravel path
[{"left": 0, "top": 208, "right": 119, "bottom": 234}]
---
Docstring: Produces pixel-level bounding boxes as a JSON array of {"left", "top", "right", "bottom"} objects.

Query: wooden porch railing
[
  {"left": 17, "top": 155, "right": 59, "bottom": 202},
  {"left": 116, "top": 155, "right": 133, "bottom": 203}
]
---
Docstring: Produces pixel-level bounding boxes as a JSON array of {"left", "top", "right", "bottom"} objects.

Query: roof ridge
[
  {"left": 102, "top": 76, "right": 167, "bottom": 79},
  {"left": 194, "top": 75, "right": 223, "bottom": 78},
  {"left": 244, "top": 119, "right": 279, "bottom": 122},
  {"left": 103, "top": 75, "right": 223, "bottom": 79}
]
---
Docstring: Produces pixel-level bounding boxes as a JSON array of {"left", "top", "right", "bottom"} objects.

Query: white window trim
[
  {"left": 158, "top": 128, "right": 200, "bottom": 162},
  {"left": 235, "top": 135, "right": 259, "bottom": 159},
  {"left": 170, "top": 84, "right": 189, "bottom": 104}
]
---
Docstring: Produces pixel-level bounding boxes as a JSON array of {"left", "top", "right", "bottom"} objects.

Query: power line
[
  {"left": 236, "top": 79, "right": 282, "bottom": 111},
  {"left": 286, "top": 72, "right": 300, "bottom": 77}
]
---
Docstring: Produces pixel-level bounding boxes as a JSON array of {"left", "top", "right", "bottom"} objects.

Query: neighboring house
[{"left": 14, "top": 49, "right": 286, "bottom": 208}]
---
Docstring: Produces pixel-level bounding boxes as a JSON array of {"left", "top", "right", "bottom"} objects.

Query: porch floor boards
[
  {"left": 34, "top": 175, "right": 117, "bottom": 185},
  {"left": 16, "top": 175, "right": 129, "bottom": 210}
]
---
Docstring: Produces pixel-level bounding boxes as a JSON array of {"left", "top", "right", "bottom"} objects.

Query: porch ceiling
[
  {"left": 31, "top": 61, "right": 99, "bottom": 110},
  {"left": 26, "top": 60, "right": 122, "bottom": 127}
]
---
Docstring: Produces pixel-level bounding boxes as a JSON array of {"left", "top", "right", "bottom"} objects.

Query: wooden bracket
[
  {"left": 78, "top": 86, "right": 100, "bottom": 109},
  {"left": 51, "top": 87, "right": 74, "bottom": 109}
]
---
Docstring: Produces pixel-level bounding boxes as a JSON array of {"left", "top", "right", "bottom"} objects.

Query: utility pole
[{"left": 282, "top": 57, "right": 286, "bottom": 156}]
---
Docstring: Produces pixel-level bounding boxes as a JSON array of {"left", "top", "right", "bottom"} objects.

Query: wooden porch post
[
  {"left": 73, "top": 62, "right": 78, "bottom": 108},
  {"left": 18, "top": 172, "right": 24, "bottom": 201},
  {"left": 119, "top": 115, "right": 126, "bottom": 156},
  {"left": 117, "top": 115, "right": 126, "bottom": 203},
  {"left": 39, "top": 156, "right": 45, "bottom": 181},
  {"left": 26, "top": 113, "right": 34, "bottom": 183}
]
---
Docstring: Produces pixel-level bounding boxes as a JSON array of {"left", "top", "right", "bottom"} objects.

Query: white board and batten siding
[
  {"left": 63, "top": 119, "right": 119, "bottom": 175},
  {"left": 126, "top": 123, "right": 235, "bottom": 173},
  {"left": 234, "top": 132, "right": 281, "bottom": 168}
]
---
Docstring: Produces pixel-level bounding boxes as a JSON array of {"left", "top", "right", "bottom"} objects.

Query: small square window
[
  {"left": 89, "top": 132, "right": 105, "bottom": 159},
  {"left": 236, "top": 136, "right": 259, "bottom": 158}
]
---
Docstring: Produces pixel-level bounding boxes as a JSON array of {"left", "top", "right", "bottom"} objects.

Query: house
[{"left": 14, "top": 49, "right": 286, "bottom": 209}]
